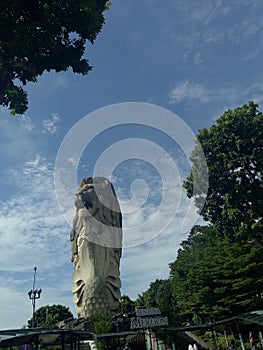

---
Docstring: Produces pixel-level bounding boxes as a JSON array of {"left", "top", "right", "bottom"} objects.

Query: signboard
[
  {"left": 130, "top": 308, "right": 168, "bottom": 329},
  {"left": 130, "top": 316, "right": 168, "bottom": 329}
]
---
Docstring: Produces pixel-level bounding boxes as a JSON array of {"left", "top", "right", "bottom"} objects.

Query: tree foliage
[
  {"left": 27, "top": 304, "right": 73, "bottom": 328},
  {"left": 169, "top": 225, "right": 263, "bottom": 323},
  {"left": 88, "top": 313, "right": 112, "bottom": 350},
  {"left": 120, "top": 294, "right": 135, "bottom": 315},
  {"left": 136, "top": 224, "right": 263, "bottom": 326},
  {"left": 184, "top": 102, "right": 263, "bottom": 245},
  {"left": 0, "top": 0, "right": 108, "bottom": 114},
  {"left": 88, "top": 313, "right": 112, "bottom": 334},
  {"left": 135, "top": 279, "right": 178, "bottom": 324}
]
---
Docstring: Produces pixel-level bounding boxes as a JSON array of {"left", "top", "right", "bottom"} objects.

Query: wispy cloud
[
  {"left": 176, "top": 0, "right": 230, "bottom": 25},
  {"left": 0, "top": 155, "right": 73, "bottom": 328},
  {"left": 0, "top": 114, "right": 37, "bottom": 166},
  {"left": 169, "top": 81, "right": 211, "bottom": 104},
  {"left": 120, "top": 221, "right": 191, "bottom": 300},
  {"left": 20, "top": 115, "right": 34, "bottom": 131},
  {"left": 0, "top": 155, "right": 68, "bottom": 272},
  {"left": 149, "top": 0, "right": 230, "bottom": 24},
  {"left": 42, "top": 114, "right": 60, "bottom": 135},
  {"left": 169, "top": 80, "right": 263, "bottom": 111}
]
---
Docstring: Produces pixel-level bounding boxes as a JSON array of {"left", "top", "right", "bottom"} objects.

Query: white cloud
[
  {"left": 20, "top": 115, "right": 34, "bottom": 131},
  {"left": 0, "top": 114, "right": 38, "bottom": 169},
  {"left": 169, "top": 81, "right": 211, "bottom": 104},
  {"left": 42, "top": 114, "right": 60, "bottom": 135},
  {"left": 0, "top": 155, "right": 69, "bottom": 272},
  {"left": 169, "top": 80, "right": 263, "bottom": 113},
  {"left": 177, "top": 0, "right": 229, "bottom": 25},
  {"left": 148, "top": 0, "right": 230, "bottom": 24},
  {"left": 120, "top": 223, "right": 188, "bottom": 300},
  {"left": 68, "top": 155, "right": 79, "bottom": 167},
  {"left": 0, "top": 155, "right": 74, "bottom": 328}
]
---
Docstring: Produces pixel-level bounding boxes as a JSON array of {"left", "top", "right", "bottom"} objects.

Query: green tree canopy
[
  {"left": 169, "top": 225, "right": 263, "bottom": 322},
  {"left": 135, "top": 279, "right": 178, "bottom": 324},
  {"left": 120, "top": 295, "right": 135, "bottom": 315},
  {"left": 27, "top": 304, "right": 73, "bottom": 328},
  {"left": 0, "top": 0, "right": 108, "bottom": 115},
  {"left": 88, "top": 313, "right": 112, "bottom": 334},
  {"left": 184, "top": 102, "right": 263, "bottom": 245},
  {"left": 88, "top": 313, "right": 112, "bottom": 350}
]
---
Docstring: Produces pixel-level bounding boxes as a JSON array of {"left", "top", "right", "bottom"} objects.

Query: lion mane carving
[{"left": 70, "top": 177, "right": 122, "bottom": 318}]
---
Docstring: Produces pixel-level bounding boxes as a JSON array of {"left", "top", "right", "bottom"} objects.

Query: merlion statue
[{"left": 70, "top": 177, "right": 122, "bottom": 318}]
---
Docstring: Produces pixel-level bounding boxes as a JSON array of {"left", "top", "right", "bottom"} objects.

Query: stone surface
[{"left": 70, "top": 177, "right": 122, "bottom": 318}]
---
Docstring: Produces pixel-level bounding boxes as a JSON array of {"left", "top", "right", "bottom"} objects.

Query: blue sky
[{"left": 0, "top": 0, "right": 263, "bottom": 329}]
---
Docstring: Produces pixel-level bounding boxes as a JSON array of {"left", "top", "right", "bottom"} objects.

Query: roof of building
[{"left": 0, "top": 328, "right": 95, "bottom": 348}]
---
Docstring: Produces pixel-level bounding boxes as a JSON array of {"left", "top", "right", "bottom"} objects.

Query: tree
[
  {"left": 88, "top": 313, "right": 112, "bottom": 350},
  {"left": 169, "top": 225, "right": 263, "bottom": 322},
  {"left": 88, "top": 313, "right": 112, "bottom": 334},
  {"left": 120, "top": 295, "right": 135, "bottom": 315},
  {"left": 184, "top": 102, "right": 263, "bottom": 245},
  {"left": 135, "top": 279, "right": 178, "bottom": 325},
  {"left": 0, "top": 0, "right": 108, "bottom": 115},
  {"left": 27, "top": 304, "right": 73, "bottom": 328}
]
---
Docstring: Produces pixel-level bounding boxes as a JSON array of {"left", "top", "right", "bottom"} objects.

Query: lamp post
[{"left": 28, "top": 266, "right": 42, "bottom": 327}]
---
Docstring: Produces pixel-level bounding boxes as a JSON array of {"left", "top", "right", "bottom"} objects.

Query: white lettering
[{"left": 130, "top": 316, "right": 168, "bottom": 329}]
